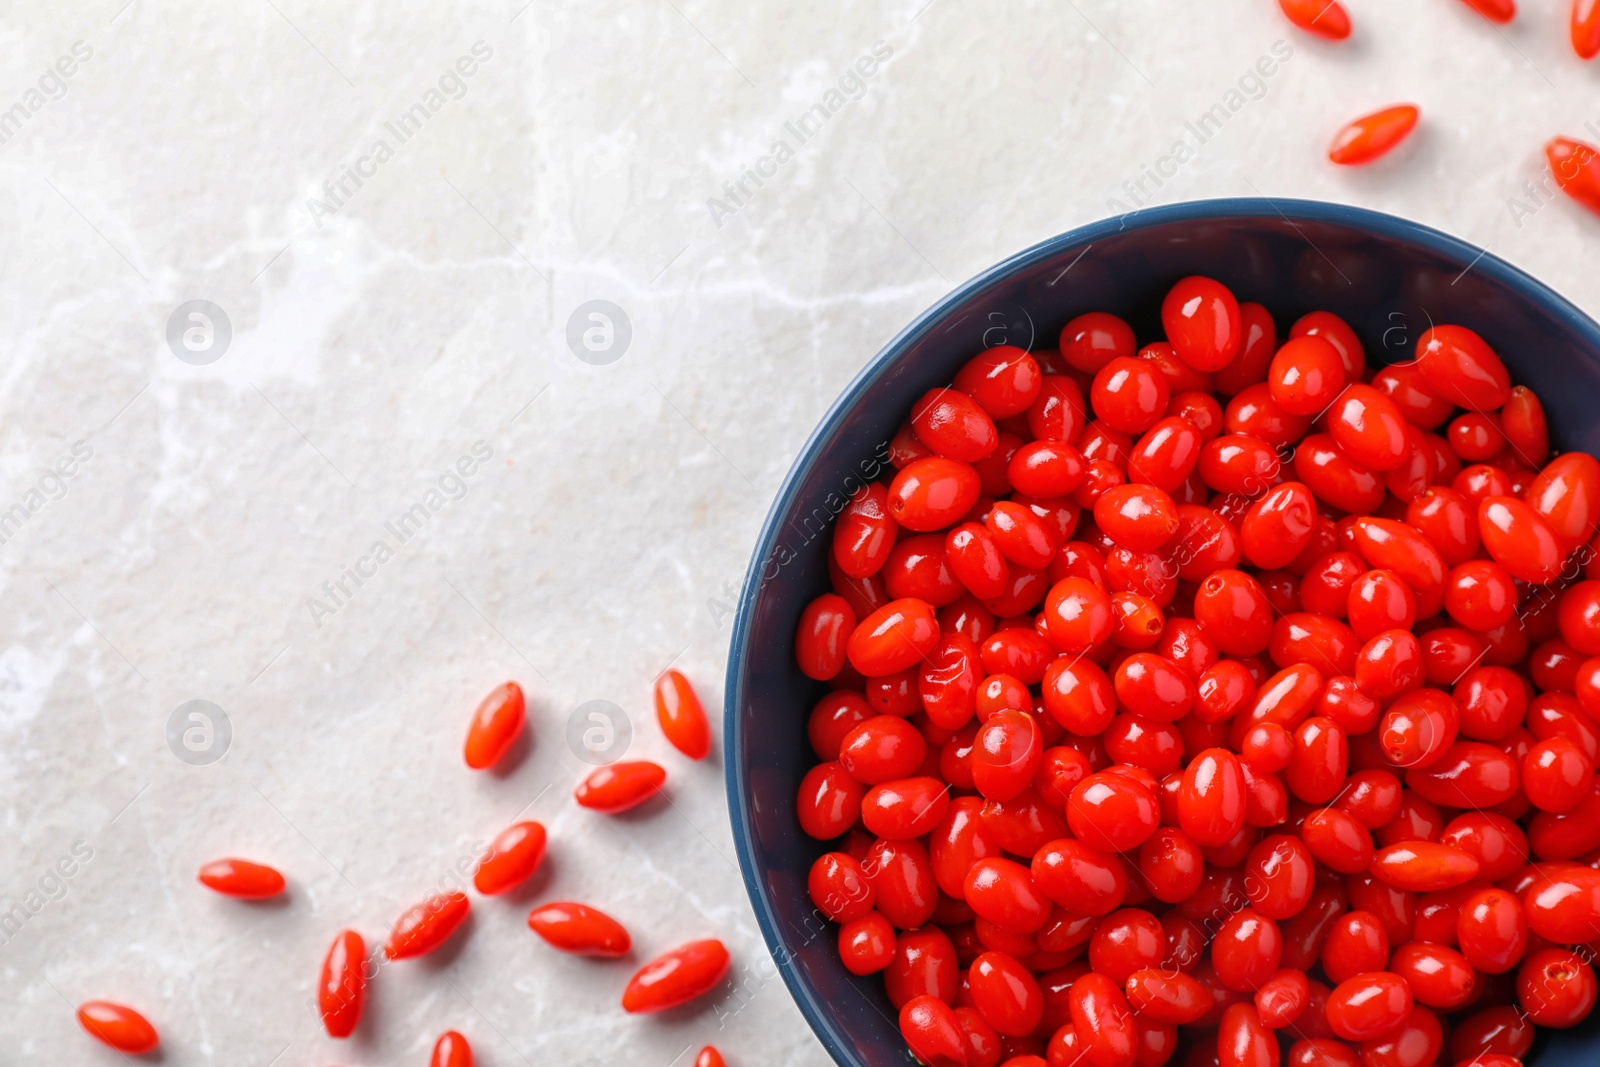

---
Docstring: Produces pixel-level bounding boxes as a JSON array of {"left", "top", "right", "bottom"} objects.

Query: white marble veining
[{"left": 0, "top": 1, "right": 1595, "bottom": 1063}]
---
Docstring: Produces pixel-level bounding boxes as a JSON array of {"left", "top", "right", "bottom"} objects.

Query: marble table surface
[{"left": 1, "top": 0, "right": 1596, "bottom": 1064}]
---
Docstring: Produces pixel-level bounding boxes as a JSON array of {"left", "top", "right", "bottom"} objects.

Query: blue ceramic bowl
[{"left": 725, "top": 198, "right": 1600, "bottom": 1067}]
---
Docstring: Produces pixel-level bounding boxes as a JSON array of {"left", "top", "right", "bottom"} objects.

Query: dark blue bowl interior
[{"left": 725, "top": 198, "right": 1600, "bottom": 1067}]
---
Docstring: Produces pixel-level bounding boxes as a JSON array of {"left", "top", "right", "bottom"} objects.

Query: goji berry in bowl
[{"left": 724, "top": 198, "right": 1600, "bottom": 1067}]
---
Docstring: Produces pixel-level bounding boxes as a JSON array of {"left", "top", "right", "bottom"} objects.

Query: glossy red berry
[
  {"left": 1528, "top": 452, "right": 1600, "bottom": 547},
  {"left": 900, "top": 994, "right": 968, "bottom": 1067},
  {"left": 955, "top": 346, "right": 1044, "bottom": 418},
  {"left": 866, "top": 838, "right": 940, "bottom": 930},
  {"left": 1069, "top": 772, "right": 1160, "bottom": 852},
  {"left": 839, "top": 911, "right": 897, "bottom": 975},
  {"left": 1370, "top": 840, "right": 1481, "bottom": 892},
  {"left": 655, "top": 669, "right": 712, "bottom": 759},
  {"left": 1355, "top": 629, "right": 1424, "bottom": 699},
  {"left": 969, "top": 949, "right": 1046, "bottom": 1036},
  {"left": 1029, "top": 375, "right": 1090, "bottom": 445},
  {"left": 1301, "top": 807, "right": 1374, "bottom": 874},
  {"left": 1322, "top": 911, "right": 1389, "bottom": 985},
  {"left": 474, "top": 821, "right": 547, "bottom": 895},
  {"left": 1045, "top": 577, "right": 1115, "bottom": 654},
  {"left": 1126, "top": 967, "right": 1212, "bottom": 1024},
  {"left": 1178, "top": 748, "right": 1247, "bottom": 846},
  {"left": 1069, "top": 970, "right": 1139, "bottom": 1067},
  {"left": 841, "top": 715, "right": 927, "bottom": 784},
  {"left": 1439, "top": 811, "right": 1527, "bottom": 879},
  {"left": 972, "top": 712, "right": 1043, "bottom": 802},
  {"left": 1268, "top": 335, "right": 1346, "bottom": 416},
  {"left": 885, "top": 928, "right": 959, "bottom": 1007},
  {"left": 1347, "top": 519, "right": 1446, "bottom": 612},
  {"left": 1032, "top": 838, "right": 1130, "bottom": 917},
  {"left": 865, "top": 776, "right": 953, "bottom": 838},
  {"left": 798, "top": 760, "right": 865, "bottom": 839},
  {"left": 1517, "top": 947, "right": 1597, "bottom": 1027},
  {"left": 1523, "top": 866, "right": 1600, "bottom": 944},
  {"left": 77, "top": 1001, "right": 159, "bottom": 1054},
  {"left": 1062, "top": 312, "right": 1137, "bottom": 374},
  {"left": 1286, "top": 716, "right": 1348, "bottom": 804},
  {"left": 1130, "top": 418, "right": 1201, "bottom": 493},
  {"left": 1240, "top": 482, "right": 1318, "bottom": 570},
  {"left": 1328, "top": 384, "right": 1409, "bottom": 471},
  {"left": 1292, "top": 311, "right": 1364, "bottom": 380},
  {"left": 1523, "top": 737, "right": 1593, "bottom": 813},
  {"left": 1325, "top": 971, "right": 1413, "bottom": 1040},
  {"left": 1443, "top": 560, "right": 1517, "bottom": 631},
  {"left": 912, "top": 387, "right": 1000, "bottom": 462},
  {"left": 1297, "top": 434, "right": 1385, "bottom": 515},
  {"left": 1213, "top": 907, "right": 1284, "bottom": 991},
  {"left": 464, "top": 681, "right": 526, "bottom": 770},
  {"left": 197, "top": 857, "right": 286, "bottom": 899},
  {"left": 1328, "top": 105, "right": 1419, "bottom": 165},
  {"left": 1416, "top": 325, "right": 1512, "bottom": 412},
  {"left": 797, "top": 594, "right": 857, "bottom": 680},
  {"left": 1093, "top": 357, "right": 1171, "bottom": 435},
  {"left": 528, "top": 901, "right": 632, "bottom": 956},
  {"left": 1456, "top": 887, "right": 1528, "bottom": 975},
  {"left": 988, "top": 500, "right": 1058, "bottom": 568},
  {"left": 1114, "top": 653, "right": 1196, "bottom": 722},
  {"left": 575, "top": 760, "right": 667, "bottom": 812},
  {"left": 1194, "top": 570, "right": 1274, "bottom": 657},
  {"left": 835, "top": 483, "right": 897, "bottom": 578},
  {"left": 1010, "top": 440, "right": 1087, "bottom": 498},
  {"left": 1244, "top": 833, "right": 1315, "bottom": 919},
  {"left": 1479, "top": 496, "right": 1566, "bottom": 583},
  {"left": 1254, "top": 968, "right": 1310, "bottom": 1029},
  {"left": 890, "top": 457, "right": 982, "bottom": 531},
  {"left": 622, "top": 939, "right": 731, "bottom": 1013},
  {"left": 1199, "top": 434, "right": 1280, "bottom": 496},
  {"left": 1450, "top": 1004, "right": 1535, "bottom": 1061},
  {"left": 386, "top": 891, "right": 470, "bottom": 960},
  {"left": 1219, "top": 1002, "right": 1277, "bottom": 1067},
  {"left": 847, "top": 598, "right": 941, "bottom": 676},
  {"left": 319, "top": 929, "right": 367, "bottom": 1037}
]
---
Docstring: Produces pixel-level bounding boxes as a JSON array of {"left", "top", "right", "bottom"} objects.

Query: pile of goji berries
[
  {"left": 1281, "top": 0, "right": 1600, "bottom": 205},
  {"left": 794, "top": 275, "right": 1600, "bottom": 1067},
  {"left": 73, "top": 673, "right": 734, "bottom": 1066}
]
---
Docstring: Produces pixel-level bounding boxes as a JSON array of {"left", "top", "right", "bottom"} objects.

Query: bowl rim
[{"left": 722, "top": 195, "right": 1600, "bottom": 1066}]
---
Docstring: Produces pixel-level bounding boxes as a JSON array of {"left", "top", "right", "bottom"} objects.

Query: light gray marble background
[{"left": 0, "top": 0, "right": 1595, "bottom": 1064}]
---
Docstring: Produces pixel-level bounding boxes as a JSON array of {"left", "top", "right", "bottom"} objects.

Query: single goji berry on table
[
  {"left": 319, "top": 929, "right": 367, "bottom": 1037},
  {"left": 197, "top": 857, "right": 286, "bottom": 899},
  {"left": 386, "top": 891, "right": 471, "bottom": 960},
  {"left": 528, "top": 901, "right": 632, "bottom": 956},
  {"left": 1577, "top": 0, "right": 1600, "bottom": 58},
  {"left": 463, "top": 681, "right": 526, "bottom": 770},
  {"left": 575, "top": 760, "right": 667, "bottom": 812},
  {"left": 473, "top": 821, "right": 547, "bottom": 895},
  {"left": 77, "top": 1001, "right": 159, "bottom": 1054},
  {"left": 1328, "top": 105, "right": 1419, "bottom": 166},
  {"left": 654, "top": 668, "right": 712, "bottom": 759},
  {"left": 622, "top": 939, "right": 731, "bottom": 1013}
]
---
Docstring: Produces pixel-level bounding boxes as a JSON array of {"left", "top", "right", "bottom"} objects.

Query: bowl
[{"left": 724, "top": 197, "right": 1600, "bottom": 1067}]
